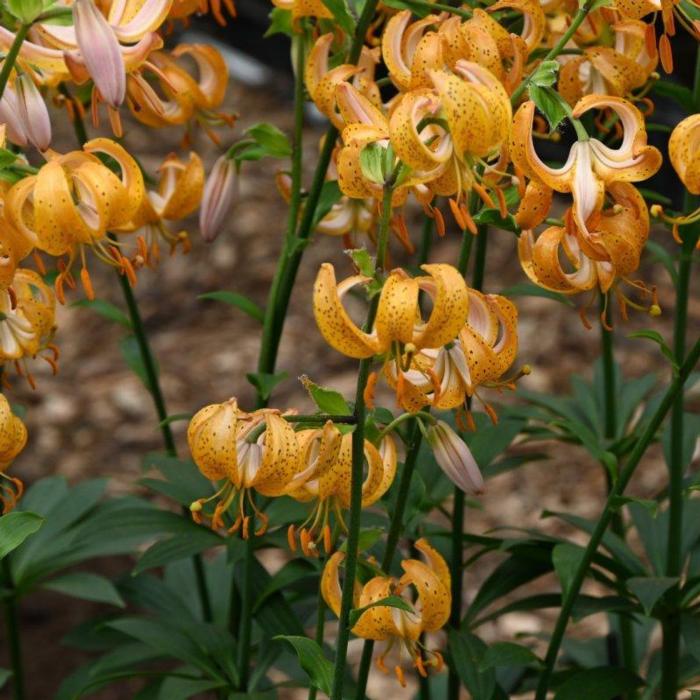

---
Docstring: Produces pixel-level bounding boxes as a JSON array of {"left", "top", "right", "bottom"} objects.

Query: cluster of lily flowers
[{"left": 0, "top": 0, "right": 698, "bottom": 689}]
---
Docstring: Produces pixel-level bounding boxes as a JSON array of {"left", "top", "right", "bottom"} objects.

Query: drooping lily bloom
[
  {"left": 0, "top": 0, "right": 172, "bottom": 134},
  {"left": 322, "top": 538, "right": 450, "bottom": 685},
  {"left": 313, "top": 262, "right": 468, "bottom": 359},
  {"left": 127, "top": 44, "right": 234, "bottom": 141},
  {"left": 199, "top": 153, "right": 237, "bottom": 242},
  {"left": 0, "top": 268, "right": 58, "bottom": 387},
  {"left": 5, "top": 138, "right": 146, "bottom": 300},
  {"left": 169, "top": 0, "right": 236, "bottom": 25},
  {"left": 122, "top": 151, "right": 204, "bottom": 267},
  {"left": 519, "top": 182, "right": 658, "bottom": 319},
  {"left": 558, "top": 20, "right": 657, "bottom": 104},
  {"left": 0, "top": 74, "right": 52, "bottom": 151},
  {"left": 0, "top": 394, "right": 28, "bottom": 514},
  {"left": 510, "top": 95, "right": 661, "bottom": 251},
  {"left": 384, "top": 290, "right": 520, "bottom": 417},
  {"left": 439, "top": 10, "right": 528, "bottom": 94},
  {"left": 389, "top": 61, "right": 512, "bottom": 207},
  {"left": 188, "top": 398, "right": 300, "bottom": 537},
  {"left": 426, "top": 420, "right": 484, "bottom": 494},
  {"left": 285, "top": 422, "right": 396, "bottom": 556}
]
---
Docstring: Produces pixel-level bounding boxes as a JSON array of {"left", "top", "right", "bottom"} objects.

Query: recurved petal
[
  {"left": 400, "top": 557, "right": 450, "bottom": 632},
  {"left": 159, "top": 152, "right": 205, "bottom": 220},
  {"left": 413, "top": 263, "right": 468, "bottom": 350},
  {"left": 374, "top": 270, "right": 420, "bottom": 349},
  {"left": 187, "top": 400, "right": 238, "bottom": 481},
  {"left": 414, "top": 538, "right": 451, "bottom": 592},
  {"left": 313, "top": 264, "right": 379, "bottom": 359},
  {"left": 360, "top": 438, "right": 396, "bottom": 506},
  {"left": 320, "top": 551, "right": 345, "bottom": 617},
  {"left": 172, "top": 44, "right": 229, "bottom": 109},
  {"left": 515, "top": 177, "right": 553, "bottom": 229},
  {"left": 487, "top": 0, "right": 545, "bottom": 53},
  {"left": 254, "top": 413, "right": 301, "bottom": 496},
  {"left": 669, "top": 114, "right": 700, "bottom": 195}
]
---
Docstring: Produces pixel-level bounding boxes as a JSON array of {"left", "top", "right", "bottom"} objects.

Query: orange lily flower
[
  {"left": 0, "top": 394, "right": 28, "bottom": 514},
  {"left": 122, "top": 151, "right": 204, "bottom": 267},
  {"left": 127, "top": 44, "right": 235, "bottom": 142},
  {"left": 322, "top": 538, "right": 450, "bottom": 685},
  {"left": 0, "top": 268, "right": 58, "bottom": 387},
  {"left": 510, "top": 95, "right": 661, "bottom": 252},
  {"left": 187, "top": 398, "right": 300, "bottom": 537},
  {"left": 558, "top": 20, "right": 657, "bottom": 104},
  {"left": 5, "top": 138, "right": 146, "bottom": 301},
  {"left": 384, "top": 290, "right": 520, "bottom": 418},
  {"left": 285, "top": 422, "right": 396, "bottom": 555},
  {"left": 313, "top": 262, "right": 468, "bottom": 359},
  {"left": 169, "top": 0, "right": 236, "bottom": 25}
]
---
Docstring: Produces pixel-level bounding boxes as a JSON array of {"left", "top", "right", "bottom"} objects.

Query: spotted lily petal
[
  {"left": 253, "top": 413, "right": 300, "bottom": 496},
  {"left": 187, "top": 399, "right": 239, "bottom": 481},
  {"left": 669, "top": 114, "right": 700, "bottom": 194},
  {"left": 400, "top": 556, "right": 450, "bottom": 633}
]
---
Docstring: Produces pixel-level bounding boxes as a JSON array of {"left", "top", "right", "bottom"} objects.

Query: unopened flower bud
[
  {"left": 199, "top": 154, "right": 237, "bottom": 242},
  {"left": 427, "top": 420, "right": 484, "bottom": 495},
  {"left": 73, "top": 0, "right": 126, "bottom": 108},
  {"left": 15, "top": 74, "right": 52, "bottom": 151}
]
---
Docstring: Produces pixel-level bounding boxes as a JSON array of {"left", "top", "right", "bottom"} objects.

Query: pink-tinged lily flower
[
  {"left": 0, "top": 75, "right": 52, "bottom": 151},
  {"left": 199, "top": 154, "right": 237, "bottom": 242},
  {"left": 426, "top": 420, "right": 484, "bottom": 495},
  {"left": 510, "top": 95, "right": 661, "bottom": 255}
]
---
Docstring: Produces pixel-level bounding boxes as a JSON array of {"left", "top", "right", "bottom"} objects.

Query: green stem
[
  {"left": 418, "top": 215, "right": 434, "bottom": 266},
  {"left": 2, "top": 559, "right": 24, "bottom": 700},
  {"left": 510, "top": 0, "right": 595, "bottom": 106},
  {"left": 110, "top": 254, "right": 212, "bottom": 623},
  {"left": 354, "top": 419, "right": 423, "bottom": 699},
  {"left": 600, "top": 300, "right": 637, "bottom": 691},
  {"left": 534, "top": 336, "right": 700, "bottom": 700},
  {"left": 0, "top": 24, "right": 29, "bottom": 102},
  {"left": 331, "top": 185, "right": 393, "bottom": 700},
  {"left": 448, "top": 222, "right": 487, "bottom": 700},
  {"left": 660, "top": 45, "right": 700, "bottom": 700}
]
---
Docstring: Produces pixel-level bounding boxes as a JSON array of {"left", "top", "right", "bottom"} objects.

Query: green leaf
[
  {"left": 0, "top": 148, "right": 19, "bottom": 168},
  {"left": 246, "top": 371, "right": 288, "bottom": 401},
  {"left": 359, "top": 143, "right": 386, "bottom": 185},
  {"left": 244, "top": 123, "right": 292, "bottom": 158},
  {"left": 652, "top": 81, "right": 696, "bottom": 113},
  {"left": 479, "top": 642, "right": 542, "bottom": 671},
  {"left": 447, "top": 630, "right": 496, "bottom": 700},
  {"left": 645, "top": 240, "right": 678, "bottom": 283},
  {"left": 321, "top": 0, "right": 356, "bottom": 34},
  {"left": 530, "top": 59, "right": 560, "bottom": 88},
  {"left": 198, "top": 291, "right": 264, "bottom": 322},
  {"left": 35, "top": 5, "right": 74, "bottom": 24},
  {"left": 299, "top": 375, "right": 351, "bottom": 415},
  {"left": 346, "top": 248, "right": 376, "bottom": 278},
  {"left": 586, "top": 0, "right": 612, "bottom": 9},
  {"left": 120, "top": 335, "right": 157, "bottom": 390},
  {"left": 472, "top": 207, "right": 520, "bottom": 234},
  {"left": 552, "top": 543, "right": 585, "bottom": 595},
  {"left": 501, "top": 281, "right": 574, "bottom": 307},
  {"left": 628, "top": 330, "right": 678, "bottom": 370},
  {"left": 157, "top": 677, "right": 227, "bottom": 698},
  {"left": 553, "top": 667, "right": 644, "bottom": 700},
  {"left": 310, "top": 180, "right": 342, "bottom": 230},
  {"left": 0, "top": 511, "right": 44, "bottom": 558},
  {"left": 627, "top": 576, "right": 678, "bottom": 616},
  {"left": 134, "top": 529, "right": 224, "bottom": 574},
  {"left": 349, "top": 595, "right": 414, "bottom": 628},
  {"left": 254, "top": 559, "right": 318, "bottom": 611},
  {"left": 43, "top": 572, "right": 125, "bottom": 608},
  {"left": 379, "top": 0, "right": 432, "bottom": 15},
  {"left": 529, "top": 84, "right": 568, "bottom": 131},
  {"left": 6, "top": 0, "right": 45, "bottom": 22},
  {"left": 0, "top": 669, "right": 11, "bottom": 689},
  {"left": 71, "top": 298, "right": 132, "bottom": 328},
  {"left": 275, "top": 636, "right": 334, "bottom": 695},
  {"left": 338, "top": 527, "right": 383, "bottom": 553},
  {"left": 264, "top": 7, "right": 292, "bottom": 36}
]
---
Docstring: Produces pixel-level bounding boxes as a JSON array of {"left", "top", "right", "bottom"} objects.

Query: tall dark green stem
[
  {"left": 2, "top": 559, "right": 24, "bottom": 700},
  {"left": 600, "top": 301, "right": 636, "bottom": 690},
  {"left": 110, "top": 256, "right": 212, "bottom": 623},
  {"left": 0, "top": 24, "right": 29, "bottom": 102},
  {"left": 660, "top": 46, "right": 700, "bottom": 700},
  {"left": 534, "top": 336, "right": 700, "bottom": 700},
  {"left": 330, "top": 185, "right": 393, "bottom": 700},
  {"left": 447, "top": 223, "right": 486, "bottom": 700},
  {"left": 308, "top": 573, "right": 327, "bottom": 700}
]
